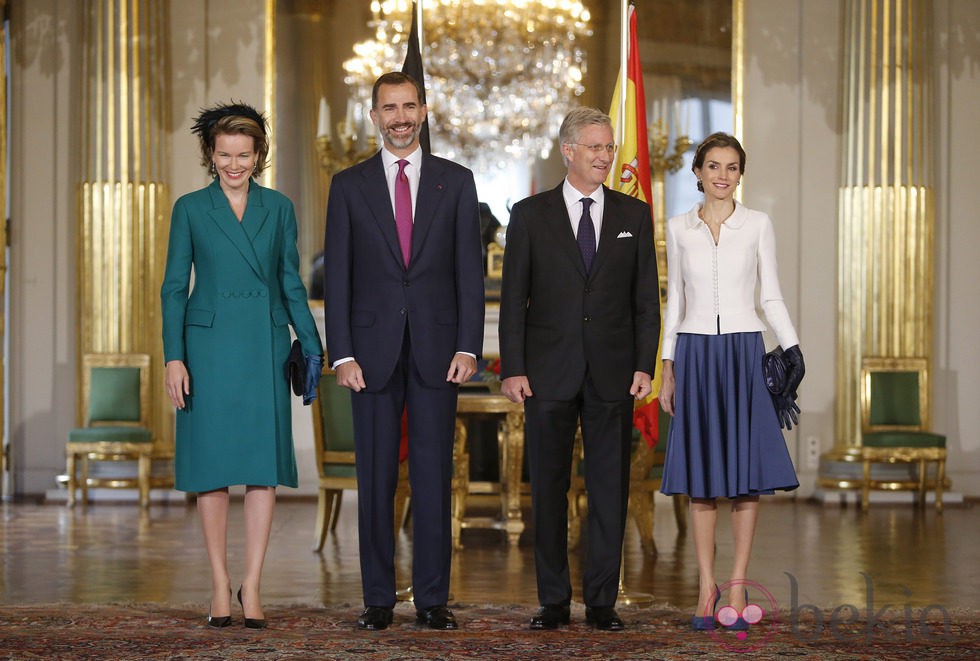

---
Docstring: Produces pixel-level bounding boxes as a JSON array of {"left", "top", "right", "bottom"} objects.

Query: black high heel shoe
[
  {"left": 237, "top": 586, "right": 267, "bottom": 630},
  {"left": 207, "top": 591, "right": 233, "bottom": 628}
]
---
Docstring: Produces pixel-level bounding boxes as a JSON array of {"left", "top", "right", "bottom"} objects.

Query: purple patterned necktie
[
  {"left": 395, "top": 159, "right": 413, "bottom": 267},
  {"left": 577, "top": 197, "right": 596, "bottom": 272}
]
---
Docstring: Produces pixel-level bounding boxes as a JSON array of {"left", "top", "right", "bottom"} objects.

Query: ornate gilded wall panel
[
  {"left": 1, "top": 0, "right": 8, "bottom": 494},
  {"left": 833, "top": 0, "right": 933, "bottom": 453},
  {"left": 79, "top": 0, "right": 171, "bottom": 457}
]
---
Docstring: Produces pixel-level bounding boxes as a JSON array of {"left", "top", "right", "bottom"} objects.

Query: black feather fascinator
[{"left": 190, "top": 101, "right": 267, "bottom": 144}]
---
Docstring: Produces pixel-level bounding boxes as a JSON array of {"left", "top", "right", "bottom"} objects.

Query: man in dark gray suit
[
  {"left": 499, "top": 107, "right": 660, "bottom": 631},
  {"left": 323, "top": 72, "right": 484, "bottom": 631}
]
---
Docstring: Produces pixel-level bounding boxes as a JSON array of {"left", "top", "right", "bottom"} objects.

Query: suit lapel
[
  {"left": 206, "top": 179, "right": 267, "bottom": 283},
  {"left": 589, "top": 185, "right": 622, "bottom": 278},
  {"left": 545, "top": 185, "right": 587, "bottom": 278},
  {"left": 356, "top": 152, "right": 406, "bottom": 268},
  {"left": 411, "top": 154, "right": 445, "bottom": 266}
]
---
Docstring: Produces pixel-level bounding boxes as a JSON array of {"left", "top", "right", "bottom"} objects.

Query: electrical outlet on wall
[{"left": 805, "top": 436, "right": 821, "bottom": 470}]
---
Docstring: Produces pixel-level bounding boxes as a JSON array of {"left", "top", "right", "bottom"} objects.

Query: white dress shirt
[
  {"left": 380, "top": 146, "right": 422, "bottom": 218},
  {"left": 562, "top": 178, "right": 603, "bottom": 250},
  {"left": 661, "top": 202, "right": 799, "bottom": 360}
]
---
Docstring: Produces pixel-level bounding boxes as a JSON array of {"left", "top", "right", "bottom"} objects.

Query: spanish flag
[{"left": 606, "top": 4, "right": 662, "bottom": 448}]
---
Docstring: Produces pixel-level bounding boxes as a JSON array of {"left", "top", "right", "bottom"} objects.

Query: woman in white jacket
[{"left": 658, "top": 132, "right": 804, "bottom": 632}]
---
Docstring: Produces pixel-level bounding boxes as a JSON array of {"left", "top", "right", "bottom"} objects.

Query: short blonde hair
[
  {"left": 191, "top": 103, "right": 270, "bottom": 177},
  {"left": 558, "top": 107, "right": 612, "bottom": 166}
]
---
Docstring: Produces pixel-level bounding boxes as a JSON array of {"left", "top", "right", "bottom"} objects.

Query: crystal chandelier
[{"left": 343, "top": 0, "right": 592, "bottom": 170}]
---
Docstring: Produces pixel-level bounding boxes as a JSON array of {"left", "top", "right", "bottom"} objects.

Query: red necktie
[{"left": 395, "top": 159, "right": 413, "bottom": 267}]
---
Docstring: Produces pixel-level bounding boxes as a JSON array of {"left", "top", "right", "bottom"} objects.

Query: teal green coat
[{"left": 161, "top": 179, "right": 322, "bottom": 492}]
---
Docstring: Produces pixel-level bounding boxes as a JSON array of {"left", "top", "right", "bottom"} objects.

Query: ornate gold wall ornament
[
  {"left": 824, "top": 0, "right": 934, "bottom": 478},
  {"left": 79, "top": 0, "right": 172, "bottom": 464},
  {"left": 0, "top": 0, "right": 8, "bottom": 495}
]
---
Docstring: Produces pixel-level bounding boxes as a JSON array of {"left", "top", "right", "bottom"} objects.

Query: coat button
[
  {"left": 403, "top": 280, "right": 410, "bottom": 287},
  {"left": 584, "top": 316, "right": 591, "bottom": 322},
  {"left": 400, "top": 308, "right": 407, "bottom": 315}
]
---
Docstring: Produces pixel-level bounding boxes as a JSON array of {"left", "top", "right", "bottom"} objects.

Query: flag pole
[
  {"left": 618, "top": 0, "right": 629, "bottom": 144},
  {"left": 416, "top": 0, "right": 424, "bottom": 53}
]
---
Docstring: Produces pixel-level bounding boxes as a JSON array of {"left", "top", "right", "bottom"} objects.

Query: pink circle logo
[{"left": 705, "top": 579, "right": 779, "bottom": 652}]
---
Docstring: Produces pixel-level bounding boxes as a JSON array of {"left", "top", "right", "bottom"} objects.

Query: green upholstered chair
[
  {"left": 66, "top": 353, "right": 153, "bottom": 508},
  {"left": 859, "top": 357, "right": 947, "bottom": 512},
  {"left": 310, "top": 370, "right": 411, "bottom": 552},
  {"left": 568, "top": 405, "right": 687, "bottom": 555}
]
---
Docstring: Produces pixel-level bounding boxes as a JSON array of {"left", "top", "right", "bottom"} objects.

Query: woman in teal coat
[{"left": 161, "top": 103, "right": 323, "bottom": 629}]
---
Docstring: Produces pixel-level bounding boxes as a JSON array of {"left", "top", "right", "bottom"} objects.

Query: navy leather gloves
[
  {"left": 303, "top": 354, "right": 324, "bottom": 406},
  {"left": 776, "top": 345, "right": 805, "bottom": 430}
]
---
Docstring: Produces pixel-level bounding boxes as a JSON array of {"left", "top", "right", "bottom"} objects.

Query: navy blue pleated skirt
[{"left": 660, "top": 332, "right": 799, "bottom": 499}]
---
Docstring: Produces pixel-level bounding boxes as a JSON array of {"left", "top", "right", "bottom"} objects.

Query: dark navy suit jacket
[{"left": 323, "top": 150, "right": 485, "bottom": 388}]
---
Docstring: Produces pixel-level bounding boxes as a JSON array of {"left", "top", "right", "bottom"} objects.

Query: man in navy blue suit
[{"left": 323, "top": 72, "right": 484, "bottom": 631}]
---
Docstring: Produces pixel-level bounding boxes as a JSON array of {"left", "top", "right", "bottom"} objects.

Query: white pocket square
[{"left": 616, "top": 231, "right": 633, "bottom": 238}]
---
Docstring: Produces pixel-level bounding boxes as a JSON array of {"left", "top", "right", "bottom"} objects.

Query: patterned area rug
[{"left": 0, "top": 602, "right": 976, "bottom": 660}]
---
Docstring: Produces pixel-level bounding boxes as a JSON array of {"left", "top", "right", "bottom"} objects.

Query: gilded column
[
  {"left": 0, "top": 0, "right": 8, "bottom": 494},
  {"left": 79, "top": 0, "right": 172, "bottom": 461},
  {"left": 828, "top": 0, "right": 933, "bottom": 465}
]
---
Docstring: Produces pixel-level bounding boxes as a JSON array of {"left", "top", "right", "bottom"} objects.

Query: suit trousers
[
  {"left": 350, "top": 329, "right": 459, "bottom": 609},
  {"left": 525, "top": 374, "right": 633, "bottom": 608}
]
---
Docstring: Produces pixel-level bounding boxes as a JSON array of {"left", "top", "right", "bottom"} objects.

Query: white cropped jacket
[{"left": 661, "top": 202, "right": 799, "bottom": 361}]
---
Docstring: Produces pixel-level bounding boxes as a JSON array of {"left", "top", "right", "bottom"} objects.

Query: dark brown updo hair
[
  {"left": 692, "top": 132, "right": 746, "bottom": 192},
  {"left": 191, "top": 102, "right": 270, "bottom": 177}
]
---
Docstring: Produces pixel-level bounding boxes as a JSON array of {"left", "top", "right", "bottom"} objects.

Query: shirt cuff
[{"left": 331, "top": 356, "right": 355, "bottom": 369}]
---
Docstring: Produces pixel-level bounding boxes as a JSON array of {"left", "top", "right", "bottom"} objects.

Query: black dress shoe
[
  {"left": 415, "top": 605, "right": 458, "bottom": 630},
  {"left": 357, "top": 606, "right": 394, "bottom": 630},
  {"left": 529, "top": 605, "right": 571, "bottom": 630},
  {"left": 585, "top": 606, "right": 625, "bottom": 631}
]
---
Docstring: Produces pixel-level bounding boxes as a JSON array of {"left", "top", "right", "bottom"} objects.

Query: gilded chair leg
[
  {"left": 66, "top": 452, "right": 77, "bottom": 508},
  {"left": 568, "top": 491, "right": 585, "bottom": 550},
  {"left": 629, "top": 493, "right": 656, "bottom": 555},
  {"left": 451, "top": 492, "right": 464, "bottom": 551},
  {"left": 80, "top": 455, "right": 90, "bottom": 506},
  {"left": 137, "top": 453, "right": 151, "bottom": 509},
  {"left": 861, "top": 458, "right": 871, "bottom": 512},
  {"left": 450, "top": 482, "right": 467, "bottom": 551},
  {"left": 313, "top": 489, "right": 329, "bottom": 552},
  {"left": 935, "top": 459, "right": 946, "bottom": 513},
  {"left": 397, "top": 495, "right": 411, "bottom": 531},
  {"left": 672, "top": 494, "right": 688, "bottom": 532},
  {"left": 917, "top": 459, "right": 927, "bottom": 509},
  {"left": 329, "top": 490, "right": 343, "bottom": 531}
]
